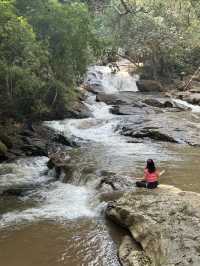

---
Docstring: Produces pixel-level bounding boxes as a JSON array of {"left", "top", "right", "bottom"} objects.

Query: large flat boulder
[
  {"left": 111, "top": 105, "right": 149, "bottom": 116},
  {"left": 143, "top": 98, "right": 173, "bottom": 108},
  {"left": 137, "top": 80, "right": 164, "bottom": 92},
  {"left": 106, "top": 185, "right": 200, "bottom": 266},
  {"left": 121, "top": 111, "right": 200, "bottom": 146},
  {"left": 96, "top": 93, "right": 125, "bottom": 105}
]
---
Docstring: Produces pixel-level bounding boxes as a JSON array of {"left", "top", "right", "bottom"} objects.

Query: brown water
[
  {"left": 160, "top": 144, "right": 200, "bottom": 192},
  {"left": 1, "top": 141, "right": 200, "bottom": 266},
  {"left": 64, "top": 141, "right": 200, "bottom": 193},
  {"left": 0, "top": 63, "right": 200, "bottom": 266},
  {"left": 0, "top": 219, "right": 125, "bottom": 266}
]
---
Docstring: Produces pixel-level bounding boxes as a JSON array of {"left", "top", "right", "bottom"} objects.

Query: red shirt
[{"left": 144, "top": 169, "right": 158, "bottom": 183}]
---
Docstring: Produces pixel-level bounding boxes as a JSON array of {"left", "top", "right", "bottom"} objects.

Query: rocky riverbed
[{"left": 1, "top": 60, "right": 200, "bottom": 266}]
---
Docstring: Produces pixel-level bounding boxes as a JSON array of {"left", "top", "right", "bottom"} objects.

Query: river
[{"left": 0, "top": 60, "right": 200, "bottom": 266}]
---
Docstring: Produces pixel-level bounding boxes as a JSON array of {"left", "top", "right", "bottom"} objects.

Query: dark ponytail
[{"left": 146, "top": 159, "right": 156, "bottom": 173}]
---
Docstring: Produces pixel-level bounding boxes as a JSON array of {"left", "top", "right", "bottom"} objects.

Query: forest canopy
[
  {"left": 0, "top": 0, "right": 101, "bottom": 120},
  {"left": 0, "top": 0, "right": 200, "bottom": 121},
  {"left": 98, "top": 0, "right": 200, "bottom": 79}
]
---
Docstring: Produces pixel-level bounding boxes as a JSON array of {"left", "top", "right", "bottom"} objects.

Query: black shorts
[{"left": 136, "top": 180, "right": 158, "bottom": 189}]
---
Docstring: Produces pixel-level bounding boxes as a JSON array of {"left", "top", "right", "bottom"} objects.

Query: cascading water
[
  {"left": 0, "top": 157, "right": 51, "bottom": 194},
  {"left": 2, "top": 60, "right": 200, "bottom": 266},
  {"left": 172, "top": 98, "right": 200, "bottom": 113},
  {"left": 46, "top": 63, "right": 139, "bottom": 144},
  {"left": 0, "top": 61, "right": 142, "bottom": 266},
  {"left": 0, "top": 183, "right": 95, "bottom": 228},
  {"left": 85, "top": 64, "right": 139, "bottom": 94}
]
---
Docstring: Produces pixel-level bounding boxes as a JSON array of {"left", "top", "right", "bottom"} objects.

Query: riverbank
[
  {"left": 0, "top": 122, "right": 75, "bottom": 163},
  {"left": 106, "top": 185, "right": 200, "bottom": 266},
  {"left": 0, "top": 87, "right": 91, "bottom": 163}
]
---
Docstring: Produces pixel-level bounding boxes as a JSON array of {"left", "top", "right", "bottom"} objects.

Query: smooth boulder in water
[{"left": 137, "top": 80, "right": 164, "bottom": 92}]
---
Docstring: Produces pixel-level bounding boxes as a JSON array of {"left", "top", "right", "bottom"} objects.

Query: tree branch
[
  {"left": 120, "top": 0, "right": 131, "bottom": 14},
  {"left": 111, "top": 0, "right": 149, "bottom": 16}
]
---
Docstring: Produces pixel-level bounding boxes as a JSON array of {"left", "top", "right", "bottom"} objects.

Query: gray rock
[
  {"left": 137, "top": 80, "right": 164, "bottom": 92},
  {"left": 106, "top": 185, "right": 200, "bottom": 266},
  {"left": 21, "top": 137, "right": 47, "bottom": 156},
  {"left": 84, "top": 83, "right": 104, "bottom": 94},
  {"left": 70, "top": 101, "right": 92, "bottom": 118},
  {"left": 96, "top": 172, "right": 135, "bottom": 192},
  {"left": 47, "top": 152, "right": 71, "bottom": 179},
  {"left": 143, "top": 99, "right": 173, "bottom": 108},
  {"left": 124, "top": 128, "right": 177, "bottom": 143},
  {"left": 121, "top": 111, "right": 200, "bottom": 146},
  {"left": 184, "top": 93, "right": 200, "bottom": 106},
  {"left": 111, "top": 105, "right": 148, "bottom": 116},
  {"left": 96, "top": 93, "right": 125, "bottom": 105},
  {"left": 7, "top": 125, "right": 75, "bottom": 162},
  {"left": 119, "top": 235, "right": 151, "bottom": 266},
  {"left": 170, "top": 81, "right": 200, "bottom": 107}
]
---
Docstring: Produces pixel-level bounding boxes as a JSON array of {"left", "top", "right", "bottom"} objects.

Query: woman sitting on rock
[{"left": 136, "top": 159, "right": 164, "bottom": 189}]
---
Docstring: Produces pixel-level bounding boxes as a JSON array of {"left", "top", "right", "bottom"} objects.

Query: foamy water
[
  {"left": 173, "top": 99, "right": 200, "bottom": 113},
  {"left": 0, "top": 157, "right": 51, "bottom": 194},
  {"left": 46, "top": 118, "right": 121, "bottom": 144},
  {"left": 84, "top": 101, "right": 114, "bottom": 120},
  {"left": 0, "top": 182, "right": 95, "bottom": 228},
  {"left": 85, "top": 65, "right": 139, "bottom": 94}
]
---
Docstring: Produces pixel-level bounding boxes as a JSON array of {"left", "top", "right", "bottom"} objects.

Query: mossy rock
[
  {"left": 0, "top": 141, "right": 8, "bottom": 155},
  {"left": 0, "top": 132, "right": 13, "bottom": 149}
]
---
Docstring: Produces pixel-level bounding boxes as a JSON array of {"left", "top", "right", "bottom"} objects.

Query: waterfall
[{"left": 85, "top": 64, "right": 139, "bottom": 94}]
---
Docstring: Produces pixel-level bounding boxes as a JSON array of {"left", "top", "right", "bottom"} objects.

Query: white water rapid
[
  {"left": 46, "top": 63, "right": 139, "bottom": 144},
  {"left": 85, "top": 64, "right": 139, "bottom": 94},
  {"left": 0, "top": 62, "right": 140, "bottom": 230},
  {"left": 0, "top": 157, "right": 51, "bottom": 194},
  {"left": 0, "top": 182, "right": 95, "bottom": 228},
  {"left": 172, "top": 98, "right": 200, "bottom": 113}
]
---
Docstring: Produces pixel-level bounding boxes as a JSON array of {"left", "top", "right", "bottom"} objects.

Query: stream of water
[{"left": 1, "top": 61, "right": 200, "bottom": 266}]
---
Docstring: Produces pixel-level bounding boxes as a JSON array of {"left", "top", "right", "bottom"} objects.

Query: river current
[{"left": 0, "top": 60, "right": 200, "bottom": 266}]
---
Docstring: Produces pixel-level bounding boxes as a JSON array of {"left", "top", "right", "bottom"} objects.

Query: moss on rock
[{"left": 0, "top": 141, "right": 8, "bottom": 155}]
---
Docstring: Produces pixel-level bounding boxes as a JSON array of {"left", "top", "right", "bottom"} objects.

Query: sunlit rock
[{"left": 106, "top": 185, "right": 200, "bottom": 266}]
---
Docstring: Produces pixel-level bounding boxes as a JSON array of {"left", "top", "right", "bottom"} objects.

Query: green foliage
[
  {"left": 0, "top": 1, "right": 50, "bottom": 119},
  {"left": 0, "top": 0, "right": 101, "bottom": 121},
  {"left": 99, "top": 0, "right": 200, "bottom": 80},
  {"left": 2, "top": 0, "right": 199, "bottom": 122},
  {"left": 15, "top": 0, "right": 101, "bottom": 83}
]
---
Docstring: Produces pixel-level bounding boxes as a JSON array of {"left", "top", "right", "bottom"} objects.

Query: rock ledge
[{"left": 106, "top": 185, "right": 200, "bottom": 266}]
